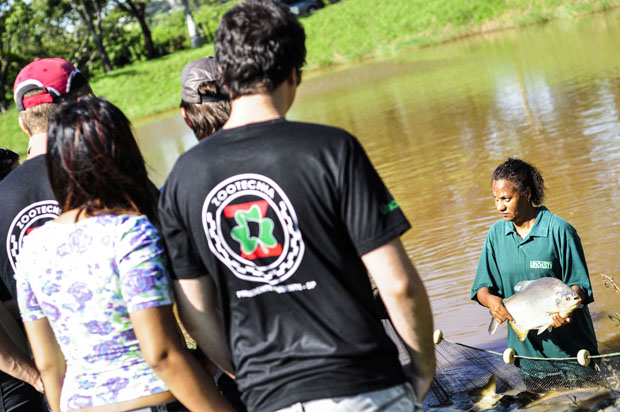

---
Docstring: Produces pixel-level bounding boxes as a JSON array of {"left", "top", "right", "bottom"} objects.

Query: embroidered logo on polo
[
  {"left": 530, "top": 261, "right": 553, "bottom": 269},
  {"left": 202, "top": 174, "right": 305, "bottom": 286},
  {"left": 6, "top": 200, "right": 61, "bottom": 271}
]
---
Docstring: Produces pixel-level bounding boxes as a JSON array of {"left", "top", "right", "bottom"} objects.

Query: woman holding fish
[{"left": 471, "top": 158, "right": 598, "bottom": 387}]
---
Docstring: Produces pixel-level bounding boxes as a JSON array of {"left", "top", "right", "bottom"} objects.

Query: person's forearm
[
  {"left": 151, "top": 347, "right": 235, "bottom": 412},
  {"left": 174, "top": 279, "right": 234, "bottom": 375},
  {"left": 182, "top": 315, "right": 233, "bottom": 376},
  {"left": 24, "top": 319, "right": 66, "bottom": 411},
  {"left": 380, "top": 273, "right": 435, "bottom": 398},
  {"left": 363, "top": 239, "right": 435, "bottom": 400},
  {"left": 40, "top": 368, "right": 64, "bottom": 412},
  {"left": 133, "top": 306, "right": 235, "bottom": 412},
  {"left": 0, "top": 343, "right": 41, "bottom": 390},
  {"left": 476, "top": 287, "right": 496, "bottom": 309},
  {"left": 0, "top": 309, "right": 41, "bottom": 389},
  {"left": 476, "top": 288, "right": 513, "bottom": 323}
]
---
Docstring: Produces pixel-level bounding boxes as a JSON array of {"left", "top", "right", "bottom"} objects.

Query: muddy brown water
[{"left": 136, "top": 9, "right": 620, "bottom": 365}]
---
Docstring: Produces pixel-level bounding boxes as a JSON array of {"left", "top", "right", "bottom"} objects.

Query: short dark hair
[
  {"left": 492, "top": 158, "right": 545, "bottom": 205},
  {"left": 215, "top": 0, "right": 306, "bottom": 99},
  {"left": 46, "top": 97, "right": 159, "bottom": 224},
  {"left": 0, "top": 148, "right": 19, "bottom": 181},
  {"left": 180, "top": 80, "right": 230, "bottom": 140}
]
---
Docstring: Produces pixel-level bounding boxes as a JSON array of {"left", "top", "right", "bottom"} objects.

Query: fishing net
[
  {"left": 379, "top": 274, "right": 620, "bottom": 410},
  {"left": 381, "top": 319, "right": 620, "bottom": 410}
]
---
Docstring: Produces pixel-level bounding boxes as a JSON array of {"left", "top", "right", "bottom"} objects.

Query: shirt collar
[{"left": 503, "top": 205, "right": 550, "bottom": 238}]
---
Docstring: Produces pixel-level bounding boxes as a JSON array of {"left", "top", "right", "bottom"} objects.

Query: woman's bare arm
[
  {"left": 24, "top": 319, "right": 66, "bottom": 412},
  {"left": 130, "top": 305, "right": 235, "bottom": 412}
]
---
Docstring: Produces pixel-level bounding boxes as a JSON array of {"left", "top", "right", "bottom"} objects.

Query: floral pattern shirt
[{"left": 15, "top": 214, "right": 173, "bottom": 411}]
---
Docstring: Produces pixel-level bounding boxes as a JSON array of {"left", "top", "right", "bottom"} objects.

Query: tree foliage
[{"left": 0, "top": 0, "right": 235, "bottom": 110}]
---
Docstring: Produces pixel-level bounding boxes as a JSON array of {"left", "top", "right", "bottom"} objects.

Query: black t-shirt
[
  {"left": 0, "top": 155, "right": 59, "bottom": 300},
  {"left": 159, "top": 119, "right": 411, "bottom": 412}
]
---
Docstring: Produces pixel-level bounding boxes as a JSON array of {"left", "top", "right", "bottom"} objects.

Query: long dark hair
[{"left": 46, "top": 96, "right": 159, "bottom": 225}]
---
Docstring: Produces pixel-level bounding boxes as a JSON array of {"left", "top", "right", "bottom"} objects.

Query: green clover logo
[{"left": 230, "top": 204, "right": 277, "bottom": 255}]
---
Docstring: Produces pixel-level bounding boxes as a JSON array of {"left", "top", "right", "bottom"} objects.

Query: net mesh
[
  {"left": 376, "top": 275, "right": 620, "bottom": 410},
  {"left": 381, "top": 319, "right": 620, "bottom": 410},
  {"left": 424, "top": 338, "right": 620, "bottom": 409}
]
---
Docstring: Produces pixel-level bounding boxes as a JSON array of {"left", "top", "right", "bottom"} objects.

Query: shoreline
[{"left": 3, "top": 1, "right": 620, "bottom": 155}]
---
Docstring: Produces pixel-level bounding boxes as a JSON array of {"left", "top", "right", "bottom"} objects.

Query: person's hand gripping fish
[{"left": 483, "top": 278, "right": 583, "bottom": 341}]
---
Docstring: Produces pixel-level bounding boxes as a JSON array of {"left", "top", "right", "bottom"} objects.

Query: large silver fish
[{"left": 488, "top": 277, "right": 582, "bottom": 341}]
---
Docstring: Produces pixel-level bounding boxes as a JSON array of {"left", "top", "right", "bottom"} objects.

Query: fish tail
[
  {"left": 509, "top": 321, "right": 529, "bottom": 341},
  {"left": 488, "top": 318, "right": 499, "bottom": 335}
]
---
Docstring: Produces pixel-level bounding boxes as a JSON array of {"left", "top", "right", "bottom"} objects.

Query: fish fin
[
  {"left": 514, "top": 280, "right": 536, "bottom": 293},
  {"left": 537, "top": 325, "right": 550, "bottom": 335},
  {"left": 468, "top": 375, "right": 501, "bottom": 411},
  {"left": 468, "top": 374, "right": 497, "bottom": 397},
  {"left": 509, "top": 321, "right": 529, "bottom": 341},
  {"left": 488, "top": 318, "right": 499, "bottom": 335}
]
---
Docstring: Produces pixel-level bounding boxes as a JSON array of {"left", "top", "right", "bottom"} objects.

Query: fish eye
[{"left": 565, "top": 295, "right": 571, "bottom": 300}]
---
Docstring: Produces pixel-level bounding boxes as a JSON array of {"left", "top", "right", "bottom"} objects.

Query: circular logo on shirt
[
  {"left": 6, "top": 200, "right": 60, "bottom": 271},
  {"left": 202, "top": 173, "right": 304, "bottom": 285}
]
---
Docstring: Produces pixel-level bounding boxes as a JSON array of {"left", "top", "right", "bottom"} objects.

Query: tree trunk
[
  {"left": 73, "top": 0, "right": 113, "bottom": 73},
  {"left": 181, "top": 0, "right": 201, "bottom": 48},
  {"left": 0, "top": 58, "right": 8, "bottom": 112},
  {"left": 0, "top": 39, "right": 10, "bottom": 112},
  {"left": 117, "top": 0, "right": 156, "bottom": 59}
]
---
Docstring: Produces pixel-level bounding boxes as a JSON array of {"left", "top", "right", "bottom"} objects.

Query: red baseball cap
[{"left": 13, "top": 58, "right": 86, "bottom": 111}]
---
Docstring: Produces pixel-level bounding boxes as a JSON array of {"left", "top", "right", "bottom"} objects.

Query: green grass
[
  {"left": 302, "top": 0, "right": 620, "bottom": 69},
  {"left": 2, "top": 0, "right": 619, "bottom": 156}
]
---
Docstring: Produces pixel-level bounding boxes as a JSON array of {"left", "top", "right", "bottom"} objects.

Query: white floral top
[{"left": 15, "top": 214, "right": 173, "bottom": 411}]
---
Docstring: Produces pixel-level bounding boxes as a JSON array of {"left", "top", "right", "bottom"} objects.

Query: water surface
[{"left": 136, "top": 9, "right": 620, "bottom": 352}]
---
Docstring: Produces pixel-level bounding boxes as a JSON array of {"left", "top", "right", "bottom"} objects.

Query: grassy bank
[{"left": 2, "top": 0, "right": 619, "bottom": 156}]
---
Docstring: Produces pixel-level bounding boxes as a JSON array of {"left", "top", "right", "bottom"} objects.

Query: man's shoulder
[
  {"left": 0, "top": 155, "right": 52, "bottom": 201},
  {"left": 172, "top": 120, "right": 355, "bottom": 171},
  {"left": 282, "top": 120, "right": 353, "bottom": 139}
]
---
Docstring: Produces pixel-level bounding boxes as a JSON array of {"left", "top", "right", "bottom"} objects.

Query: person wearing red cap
[{"left": 0, "top": 58, "right": 92, "bottom": 412}]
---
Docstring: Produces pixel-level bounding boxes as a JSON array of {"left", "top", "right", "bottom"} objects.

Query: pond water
[{"left": 135, "top": 9, "right": 620, "bottom": 354}]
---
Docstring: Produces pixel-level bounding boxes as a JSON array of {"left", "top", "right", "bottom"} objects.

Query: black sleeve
[
  {"left": 339, "top": 136, "right": 410, "bottom": 256},
  {"left": 158, "top": 175, "right": 207, "bottom": 279}
]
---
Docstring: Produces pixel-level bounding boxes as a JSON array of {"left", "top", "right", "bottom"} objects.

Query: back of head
[
  {"left": 46, "top": 96, "right": 159, "bottom": 224},
  {"left": 14, "top": 58, "right": 92, "bottom": 135},
  {"left": 0, "top": 148, "right": 20, "bottom": 181},
  {"left": 215, "top": 0, "right": 306, "bottom": 99},
  {"left": 180, "top": 56, "right": 230, "bottom": 140},
  {"left": 492, "top": 157, "right": 545, "bottom": 205}
]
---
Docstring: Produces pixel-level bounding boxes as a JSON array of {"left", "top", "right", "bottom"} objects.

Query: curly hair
[
  {"left": 492, "top": 158, "right": 546, "bottom": 205},
  {"left": 215, "top": 0, "right": 306, "bottom": 99},
  {"left": 46, "top": 97, "right": 159, "bottom": 225}
]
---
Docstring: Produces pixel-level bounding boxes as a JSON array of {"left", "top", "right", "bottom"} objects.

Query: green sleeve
[
  {"left": 471, "top": 230, "right": 503, "bottom": 303},
  {"left": 557, "top": 223, "right": 593, "bottom": 304}
]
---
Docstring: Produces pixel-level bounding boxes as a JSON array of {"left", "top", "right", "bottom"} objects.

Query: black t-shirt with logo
[
  {"left": 0, "top": 155, "right": 59, "bottom": 301},
  {"left": 159, "top": 119, "right": 411, "bottom": 412}
]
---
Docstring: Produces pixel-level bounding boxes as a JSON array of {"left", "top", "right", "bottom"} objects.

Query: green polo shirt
[{"left": 471, "top": 206, "right": 598, "bottom": 364}]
